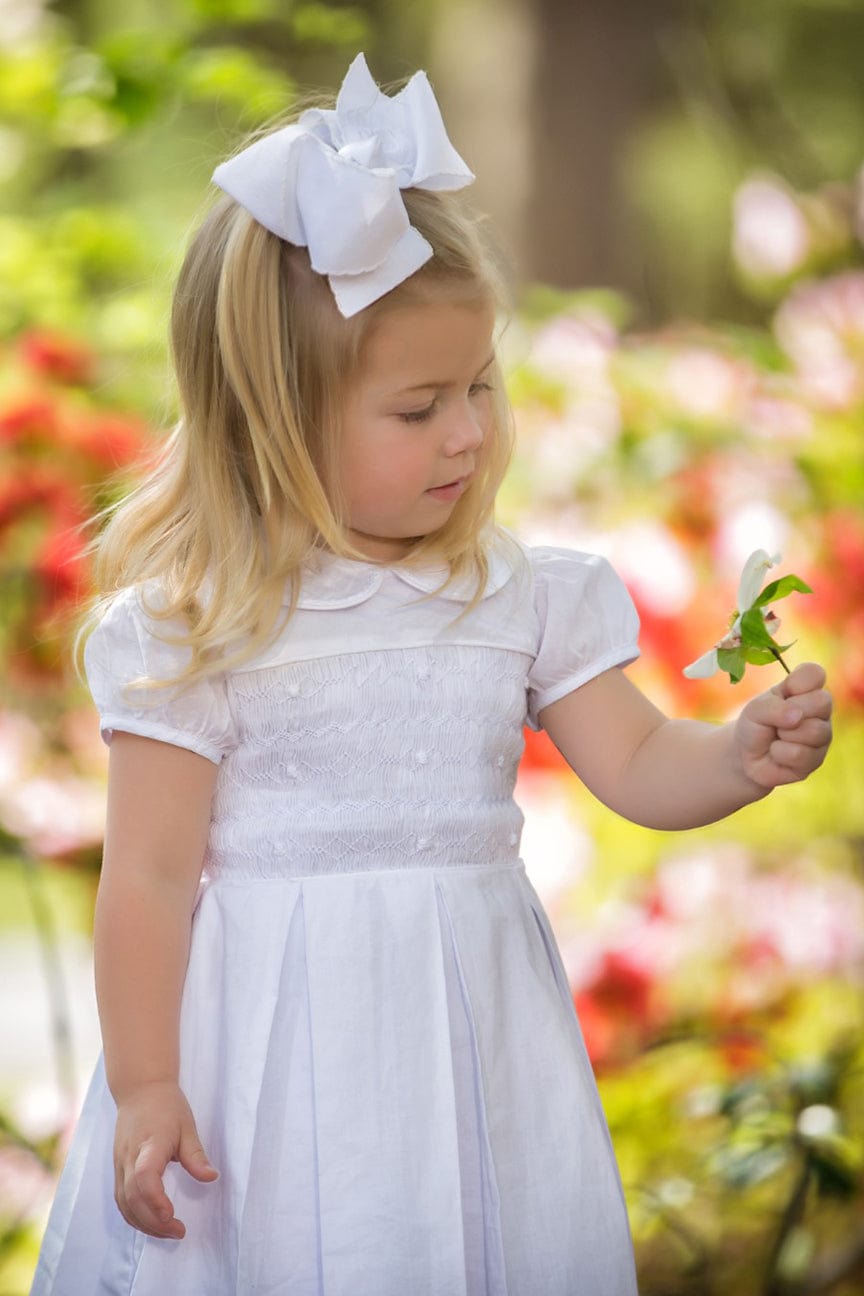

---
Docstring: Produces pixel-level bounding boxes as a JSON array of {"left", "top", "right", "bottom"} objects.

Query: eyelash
[{"left": 399, "top": 382, "right": 494, "bottom": 425}]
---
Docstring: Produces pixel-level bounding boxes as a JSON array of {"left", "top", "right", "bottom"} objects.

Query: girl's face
[{"left": 337, "top": 299, "right": 497, "bottom": 562}]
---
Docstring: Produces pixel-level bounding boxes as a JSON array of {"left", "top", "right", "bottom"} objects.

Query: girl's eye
[
  {"left": 399, "top": 401, "right": 437, "bottom": 424},
  {"left": 397, "top": 381, "right": 492, "bottom": 424}
]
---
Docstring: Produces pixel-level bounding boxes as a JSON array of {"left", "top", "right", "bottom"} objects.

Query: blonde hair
[{"left": 74, "top": 133, "right": 516, "bottom": 694}]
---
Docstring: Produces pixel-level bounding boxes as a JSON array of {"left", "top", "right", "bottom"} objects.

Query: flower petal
[
  {"left": 737, "top": 549, "right": 781, "bottom": 612},
  {"left": 683, "top": 648, "right": 720, "bottom": 679}
]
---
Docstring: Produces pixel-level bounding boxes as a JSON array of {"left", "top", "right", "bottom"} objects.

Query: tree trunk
[{"left": 525, "top": 0, "right": 681, "bottom": 311}]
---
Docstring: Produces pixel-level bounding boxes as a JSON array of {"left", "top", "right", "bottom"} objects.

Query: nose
[{"left": 443, "top": 400, "right": 485, "bottom": 457}]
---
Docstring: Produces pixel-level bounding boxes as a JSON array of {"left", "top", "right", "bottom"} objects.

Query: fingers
[
  {"left": 751, "top": 673, "right": 832, "bottom": 736},
  {"left": 114, "top": 1123, "right": 219, "bottom": 1239},
  {"left": 767, "top": 732, "right": 830, "bottom": 778},
  {"left": 764, "top": 690, "right": 832, "bottom": 777},
  {"left": 776, "top": 691, "right": 833, "bottom": 758},
  {"left": 749, "top": 691, "right": 805, "bottom": 732},
  {"left": 115, "top": 1137, "right": 186, "bottom": 1240},
  {"left": 776, "top": 714, "right": 832, "bottom": 749},
  {"left": 738, "top": 664, "right": 833, "bottom": 788},
  {"left": 773, "top": 661, "right": 827, "bottom": 699},
  {"left": 178, "top": 1126, "right": 219, "bottom": 1184},
  {"left": 112, "top": 1087, "right": 220, "bottom": 1240}
]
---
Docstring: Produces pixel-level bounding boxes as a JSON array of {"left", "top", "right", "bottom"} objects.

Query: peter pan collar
[{"left": 288, "top": 538, "right": 518, "bottom": 610}]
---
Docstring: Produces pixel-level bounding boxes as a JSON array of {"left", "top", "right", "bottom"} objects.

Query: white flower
[
  {"left": 682, "top": 647, "right": 721, "bottom": 680},
  {"left": 683, "top": 549, "right": 781, "bottom": 679},
  {"left": 737, "top": 548, "right": 782, "bottom": 610}
]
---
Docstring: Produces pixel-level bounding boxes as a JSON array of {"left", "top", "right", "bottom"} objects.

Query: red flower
[
  {"left": 808, "top": 512, "right": 864, "bottom": 623},
  {"left": 635, "top": 603, "right": 693, "bottom": 666},
  {"left": 19, "top": 329, "right": 96, "bottom": 386},
  {"left": 520, "top": 725, "right": 568, "bottom": 774},
  {"left": 0, "top": 466, "right": 78, "bottom": 527},
  {"left": 34, "top": 510, "right": 91, "bottom": 608},
  {"left": 574, "top": 950, "right": 662, "bottom": 1068},
  {"left": 826, "top": 610, "right": 864, "bottom": 707},
  {"left": 718, "top": 1027, "right": 768, "bottom": 1076},
  {"left": 572, "top": 995, "right": 619, "bottom": 1069},
  {"left": 0, "top": 396, "right": 61, "bottom": 445},
  {"left": 589, "top": 950, "right": 655, "bottom": 1021},
  {"left": 71, "top": 412, "right": 150, "bottom": 469},
  {"left": 804, "top": 513, "right": 864, "bottom": 705}
]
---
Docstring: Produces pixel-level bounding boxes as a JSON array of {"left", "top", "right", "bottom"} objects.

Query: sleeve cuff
[
  {"left": 98, "top": 716, "right": 226, "bottom": 765},
  {"left": 526, "top": 644, "right": 640, "bottom": 731}
]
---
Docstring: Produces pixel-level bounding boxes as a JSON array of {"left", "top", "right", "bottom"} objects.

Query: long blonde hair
[{"left": 74, "top": 146, "right": 515, "bottom": 693}]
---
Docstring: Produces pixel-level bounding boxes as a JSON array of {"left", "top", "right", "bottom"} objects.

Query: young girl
[{"left": 32, "top": 53, "right": 832, "bottom": 1296}]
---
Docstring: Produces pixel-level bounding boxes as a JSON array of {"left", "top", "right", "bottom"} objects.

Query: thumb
[{"left": 177, "top": 1119, "right": 219, "bottom": 1183}]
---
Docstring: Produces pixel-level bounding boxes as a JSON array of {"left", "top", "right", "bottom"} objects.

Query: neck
[{"left": 344, "top": 529, "right": 423, "bottom": 563}]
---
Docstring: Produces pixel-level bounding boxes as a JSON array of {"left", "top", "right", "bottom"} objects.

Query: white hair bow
[{"left": 211, "top": 53, "right": 474, "bottom": 317}]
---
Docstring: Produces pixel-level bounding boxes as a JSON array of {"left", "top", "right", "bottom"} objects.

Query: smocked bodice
[
  {"left": 207, "top": 644, "right": 530, "bottom": 878},
  {"left": 83, "top": 536, "right": 641, "bottom": 881}
]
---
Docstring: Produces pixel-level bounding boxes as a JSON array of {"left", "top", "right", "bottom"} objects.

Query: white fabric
[
  {"left": 32, "top": 540, "right": 641, "bottom": 1295},
  {"left": 211, "top": 53, "right": 474, "bottom": 316}
]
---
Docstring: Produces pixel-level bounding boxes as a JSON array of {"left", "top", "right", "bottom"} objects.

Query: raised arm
[
  {"left": 539, "top": 662, "right": 832, "bottom": 831},
  {"left": 94, "top": 732, "right": 220, "bottom": 1239}
]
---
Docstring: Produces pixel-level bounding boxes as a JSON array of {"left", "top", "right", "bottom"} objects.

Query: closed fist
[{"left": 734, "top": 662, "right": 832, "bottom": 790}]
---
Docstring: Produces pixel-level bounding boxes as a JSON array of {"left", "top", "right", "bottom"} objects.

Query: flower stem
[{"left": 771, "top": 647, "right": 791, "bottom": 675}]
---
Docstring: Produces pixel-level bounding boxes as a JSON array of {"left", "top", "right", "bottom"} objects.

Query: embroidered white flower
[{"left": 684, "top": 549, "right": 812, "bottom": 684}]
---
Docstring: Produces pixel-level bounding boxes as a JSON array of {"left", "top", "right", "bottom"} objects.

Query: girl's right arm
[{"left": 94, "top": 731, "right": 220, "bottom": 1240}]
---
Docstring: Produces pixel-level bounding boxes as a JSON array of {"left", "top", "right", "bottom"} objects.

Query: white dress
[{"left": 31, "top": 539, "right": 641, "bottom": 1296}]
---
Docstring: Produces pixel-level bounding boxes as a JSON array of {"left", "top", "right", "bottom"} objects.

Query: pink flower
[
  {"left": 774, "top": 271, "right": 864, "bottom": 409},
  {"left": 733, "top": 175, "right": 811, "bottom": 278},
  {"left": 0, "top": 773, "right": 105, "bottom": 858},
  {"left": 663, "top": 347, "right": 753, "bottom": 421}
]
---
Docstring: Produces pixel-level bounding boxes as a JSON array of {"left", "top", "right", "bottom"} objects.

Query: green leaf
[
  {"left": 752, "top": 574, "right": 813, "bottom": 609},
  {"left": 739, "top": 607, "right": 781, "bottom": 650},
  {"left": 811, "top": 1149, "right": 858, "bottom": 1199},
  {"left": 743, "top": 646, "right": 780, "bottom": 666},
  {"left": 739, "top": 609, "right": 794, "bottom": 657},
  {"left": 717, "top": 646, "right": 746, "bottom": 683}
]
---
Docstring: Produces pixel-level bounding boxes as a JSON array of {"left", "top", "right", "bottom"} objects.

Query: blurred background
[{"left": 1, "top": 1, "right": 863, "bottom": 1292}]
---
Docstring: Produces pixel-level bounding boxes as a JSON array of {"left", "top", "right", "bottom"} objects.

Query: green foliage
[
  {"left": 0, "top": 0, "right": 369, "bottom": 417},
  {"left": 184, "top": 0, "right": 283, "bottom": 19},
  {"left": 290, "top": 3, "right": 370, "bottom": 47},
  {"left": 518, "top": 283, "right": 635, "bottom": 330},
  {"left": 177, "top": 46, "right": 294, "bottom": 121},
  {"left": 1, "top": 1, "right": 863, "bottom": 1292}
]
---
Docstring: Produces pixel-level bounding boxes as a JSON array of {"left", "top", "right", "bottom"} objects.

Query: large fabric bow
[{"left": 211, "top": 53, "right": 474, "bottom": 317}]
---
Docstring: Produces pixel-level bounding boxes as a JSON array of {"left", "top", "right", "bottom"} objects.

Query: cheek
[
  {"left": 341, "top": 436, "right": 427, "bottom": 511},
  {"left": 355, "top": 435, "right": 425, "bottom": 483}
]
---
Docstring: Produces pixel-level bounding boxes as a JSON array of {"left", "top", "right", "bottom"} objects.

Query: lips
[{"left": 426, "top": 475, "right": 471, "bottom": 501}]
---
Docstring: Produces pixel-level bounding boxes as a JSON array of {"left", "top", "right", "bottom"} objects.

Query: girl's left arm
[{"left": 539, "top": 661, "right": 833, "bottom": 831}]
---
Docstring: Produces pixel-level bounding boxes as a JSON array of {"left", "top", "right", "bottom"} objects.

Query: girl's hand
[
  {"left": 113, "top": 1080, "right": 218, "bottom": 1239},
  {"left": 733, "top": 662, "right": 833, "bottom": 791}
]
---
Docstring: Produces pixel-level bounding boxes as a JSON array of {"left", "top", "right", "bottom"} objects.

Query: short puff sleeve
[
  {"left": 83, "top": 586, "right": 236, "bottom": 764},
  {"left": 526, "top": 548, "right": 640, "bottom": 730}
]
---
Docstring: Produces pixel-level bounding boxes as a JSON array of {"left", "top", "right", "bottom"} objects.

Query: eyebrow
[{"left": 394, "top": 353, "right": 496, "bottom": 395}]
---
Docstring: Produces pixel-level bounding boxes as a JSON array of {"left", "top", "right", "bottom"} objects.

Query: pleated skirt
[{"left": 31, "top": 860, "right": 638, "bottom": 1295}]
